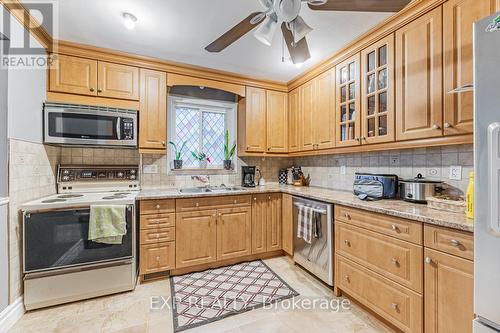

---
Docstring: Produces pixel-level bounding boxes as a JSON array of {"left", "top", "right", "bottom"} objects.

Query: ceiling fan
[{"left": 205, "top": 0, "right": 411, "bottom": 65}]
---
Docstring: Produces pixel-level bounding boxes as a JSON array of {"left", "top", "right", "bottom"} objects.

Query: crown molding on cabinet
[{"left": 287, "top": 0, "right": 452, "bottom": 90}]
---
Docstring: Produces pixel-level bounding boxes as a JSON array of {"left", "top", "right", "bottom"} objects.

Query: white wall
[{"left": 0, "top": 203, "right": 8, "bottom": 313}]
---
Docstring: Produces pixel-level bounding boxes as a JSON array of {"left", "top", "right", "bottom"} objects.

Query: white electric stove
[{"left": 21, "top": 165, "right": 140, "bottom": 310}]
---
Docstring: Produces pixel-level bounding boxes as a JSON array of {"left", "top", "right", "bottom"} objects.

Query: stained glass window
[{"left": 171, "top": 100, "right": 232, "bottom": 169}]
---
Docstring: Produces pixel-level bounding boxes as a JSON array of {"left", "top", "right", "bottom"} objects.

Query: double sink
[{"left": 179, "top": 185, "right": 248, "bottom": 194}]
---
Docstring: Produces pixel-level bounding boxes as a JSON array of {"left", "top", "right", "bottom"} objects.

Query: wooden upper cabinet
[
  {"left": 244, "top": 87, "right": 267, "bottom": 153},
  {"left": 139, "top": 69, "right": 167, "bottom": 150},
  {"left": 336, "top": 53, "right": 361, "bottom": 147},
  {"left": 266, "top": 90, "right": 288, "bottom": 153},
  {"left": 443, "top": 0, "right": 496, "bottom": 135},
  {"left": 300, "top": 79, "right": 316, "bottom": 151},
  {"left": 49, "top": 54, "right": 97, "bottom": 96},
  {"left": 314, "top": 69, "right": 336, "bottom": 149},
  {"left": 424, "top": 248, "right": 474, "bottom": 333},
  {"left": 361, "top": 34, "right": 395, "bottom": 144},
  {"left": 396, "top": 7, "right": 443, "bottom": 141},
  {"left": 288, "top": 88, "right": 301, "bottom": 152},
  {"left": 97, "top": 61, "right": 139, "bottom": 100},
  {"left": 216, "top": 207, "right": 252, "bottom": 261}
]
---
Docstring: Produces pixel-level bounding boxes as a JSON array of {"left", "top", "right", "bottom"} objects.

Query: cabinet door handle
[
  {"left": 390, "top": 224, "right": 399, "bottom": 232},
  {"left": 155, "top": 204, "right": 161, "bottom": 209},
  {"left": 233, "top": 200, "right": 237, "bottom": 204},
  {"left": 344, "top": 213, "right": 351, "bottom": 220},
  {"left": 344, "top": 240, "right": 351, "bottom": 247},
  {"left": 90, "top": 88, "right": 95, "bottom": 92},
  {"left": 432, "top": 124, "right": 441, "bottom": 130},
  {"left": 444, "top": 122, "right": 452, "bottom": 128},
  {"left": 449, "top": 239, "right": 461, "bottom": 247},
  {"left": 425, "top": 257, "right": 433, "bottom": 264},
  {"left": 156, "top": 234, "right": 160, "bottom": 239},
  {"left": 161, "top": 141, "right": 166, "bottom": 146},
  {"left": 344, "top": 275, "right": 350, "bottom": 282},
  {"left": 391, "top": 257, "right": 399, "bottom": 266},
  {"left": 156, "top": 256, "right": 160, "bottom": 262},
  {"left": 195, "top": 203, "right": 200, "bottom": 207},
  {"left": 97, "top": 89, "right": 102, "bottom": 93},
  {"left": 253, "top": 197, "right": 257, "bottom": 201},
  {"left": 390, "top": 303, "right": 398, "bottom": 310}
]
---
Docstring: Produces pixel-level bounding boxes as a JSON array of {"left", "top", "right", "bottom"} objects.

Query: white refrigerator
[{"left": 474, "top": 12, "right": 500, "bottom": 333}]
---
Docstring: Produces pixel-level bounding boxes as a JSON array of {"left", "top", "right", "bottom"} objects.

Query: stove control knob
[
  {"left": 63, "top": 170, "right": 70, "bottom": 175},
  {"left": 130, "top": 169, "right": 136, "bottom": 175},
  {"left": 130, "top": 175, "right": 136, "bottom": 180},
  {"left": 117, "top": 172, "right": 124, "bottom": 178},
  {"left": 62, "top": 176, "right": 70, "bottom": 181}
]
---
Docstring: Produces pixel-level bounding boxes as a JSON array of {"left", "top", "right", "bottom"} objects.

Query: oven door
[
  {"left": 44, "top": 108, "right": 137, "bottom": 147},
  {"left": 23, "top": 205, "right": 134, "bottom": 274}
]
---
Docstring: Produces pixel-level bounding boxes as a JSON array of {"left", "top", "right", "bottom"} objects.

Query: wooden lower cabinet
[
  {"left": 175, "top": 210, "right": 217, "bottom": 268},
  {"left": 216, "top": 207, "right": 252, "bottom": 261},
  {"left": 281, "top": 194, "right": 293, "bottom": 256},
  {"left": 424, "top": 248, "right": 474, "bottom": 333},
  {"left": 336, "top": 255, "right": 423, "bottom": 333},
  {"left": 140, "top": 242, "right": 175, "bottom": 275},
  {"left": 251, "top": 194, "right": 282, "bottom": 254}
]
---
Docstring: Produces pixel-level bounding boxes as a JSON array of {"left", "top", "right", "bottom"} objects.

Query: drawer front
[
  {"left": 140, "top": 242, "right": 175, "bottom": 275},
  {"left": 176, "top": 195, "right": 252, "bottom": 212},
  {"left": 140, "top": 213, "right": 175, "bottom": 230},
  {"left": 424, "top": 225, "right": 473, "bottom": 260},
  {"left": 140, "top": 227, "right": 175, "bottom": 244},
  {"left": 336, "top": 222, "right": 423, "bottom": 293},
  {"left": 336, "top": 205, "right": 423, "bottom": 244},
  {"left": 336, "top": 255, "right": 423, "bottom": 333},
  {"left": 140, "top": 199, "right": 175, "bottom": 215}
]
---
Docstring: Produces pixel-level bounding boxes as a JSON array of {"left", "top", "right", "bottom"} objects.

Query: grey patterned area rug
[{"left": 170, "top": 260, "right": 299, "bottom": 332}]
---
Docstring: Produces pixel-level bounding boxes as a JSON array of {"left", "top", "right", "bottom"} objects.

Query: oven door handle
[{"left": 116, "top": 117, "right": 121, "bottom": 140}]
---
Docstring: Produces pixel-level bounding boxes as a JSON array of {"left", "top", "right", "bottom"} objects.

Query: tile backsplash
[{"left": 59, "top": 144, "right": 473, "bottom": 196}]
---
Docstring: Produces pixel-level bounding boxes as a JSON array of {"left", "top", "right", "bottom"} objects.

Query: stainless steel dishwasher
[{"left": 293, "top": 196, "right": 334, "bottom": 286}]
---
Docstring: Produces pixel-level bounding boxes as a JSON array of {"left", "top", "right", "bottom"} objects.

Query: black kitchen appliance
[{"left": 242, "top": 166, "right": 256, "bottom": 187}]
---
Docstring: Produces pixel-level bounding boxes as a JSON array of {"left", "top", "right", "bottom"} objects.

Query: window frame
[{"left": 167, "top": 95, "right": 238, "bottom": 173}]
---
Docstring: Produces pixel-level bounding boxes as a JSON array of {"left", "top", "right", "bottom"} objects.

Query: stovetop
[{"left": 21, "top": 191, "right": 139, "bottom": 211}]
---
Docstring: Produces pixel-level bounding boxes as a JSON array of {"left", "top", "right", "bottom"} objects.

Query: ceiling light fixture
[
  {"left": 307, "top": 0, "right": 328, "bottom": 6},
  {"left": 254, "top": 15, "right": 278, "bottom": 46},
  {"left": 122, "top": 12, "right": 137, "bottom": 30},
  {"left": 288, "top": 16, "right": 312, "bottom": 43}
]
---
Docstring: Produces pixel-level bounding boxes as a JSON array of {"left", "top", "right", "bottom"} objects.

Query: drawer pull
[
  {"left": 155, "top": 204, "right": 160, "bottom": 209},
  {"left": 195, "top": 203, "right": 200, "bottom": 207},
  {"left": 391, "top": 257, "right": 399, "bottom": 266},
  {"left": 390, "top": 303, "right": 399, "bottom": 310},
  {"left": 344, "top": 240, "right": 351, "bottom": 247},
  {"left": 390, "top": 224, "right": 399, "bottom": 232},
  {"left": 344, "top": 213, "right": 351, "bottom": 220},
  {"left": 156, "top": 256, "right": 160, "bottom": 262},
  {"left": 344, "top": 275, "right": 350, "bottom": 282},
  {"left": 449, "top": 239, "right": 461, "bottom": 247},
  {"left": 156, "top": 234, "right": 160, "bottom": 239},
  {"left": 268, "top": 196, "right": 271, "bottom": 200},
  {"left": 233, "top": 200, "right": 237, "bottom": 204},
  {"left": 425, "top": 257, "right": 433, "bottom": 264}
]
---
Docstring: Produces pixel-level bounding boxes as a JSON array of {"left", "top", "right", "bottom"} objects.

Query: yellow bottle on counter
[{"left": 466, "top": 172, "right": 474, "bottom": 220}]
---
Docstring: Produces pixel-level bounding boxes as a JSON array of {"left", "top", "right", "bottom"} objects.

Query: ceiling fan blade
[
  {"left": 205, "top": 12, "right": 263, "bottom": 53},
  {"left": 281, "top": 23, "right": 311, "bottom": 64},
  {"left": 308, "top": 0, "right": 412, "bottom": 12}
]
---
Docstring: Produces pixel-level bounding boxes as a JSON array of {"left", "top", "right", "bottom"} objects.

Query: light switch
[
  {"left": 340, "top": 165, "right": 346, "bottom": 175},
  {"left": 143, "top": 164, "right": 158, "bottom": 174},
  {"left": 449, "top": 165, "right": 462, "bottom": 180}
]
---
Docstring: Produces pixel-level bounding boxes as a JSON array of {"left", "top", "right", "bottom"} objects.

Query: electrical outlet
[
  {"left": 340, "top": 165, "right": 346, "bottom": 175},
  {"left": 390, "top": 156, "right": 400, "bottom": 166},
  {"left": 449, "top": 165, "right": 462, "bottom": 180},
  {"left": 143, "top": 164, "right": 158, "bottom": 174}
]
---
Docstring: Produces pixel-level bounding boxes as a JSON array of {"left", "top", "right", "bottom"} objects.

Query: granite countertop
[{"left": 138, "top": 184, "right": 474, "bottom": 233}]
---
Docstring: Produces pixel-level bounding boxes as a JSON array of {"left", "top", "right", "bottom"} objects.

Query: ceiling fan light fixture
[
  {"left": 254, "top": 16, "right": 278, "bottom": 46},
  {"left": 289, "top": 16, "right": 312, "bottom": 44},
  {"left": 307, "top": 0, "right": 328, "bottom": 6}
]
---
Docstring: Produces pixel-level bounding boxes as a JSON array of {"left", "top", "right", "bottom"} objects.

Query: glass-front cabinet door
[
  {"left": 361, "top": 34, "right": 395, "bottom": 144},
  {"left": 335, "top": 54, "right": 361, "bottom": 147}
]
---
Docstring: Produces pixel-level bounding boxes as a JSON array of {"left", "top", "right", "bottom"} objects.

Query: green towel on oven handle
[{"left": 88, "top": 205, "right": 127, "bottom": 244}]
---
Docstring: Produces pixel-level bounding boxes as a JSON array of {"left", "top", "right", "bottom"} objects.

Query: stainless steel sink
[
  {"left": 179, "top": 187, "right": 212, "bottom": 194},
  {"left": 210, "top": 186, "right": 247, "bottom": 192}
]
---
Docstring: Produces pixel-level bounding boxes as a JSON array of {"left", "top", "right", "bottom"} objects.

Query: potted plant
[
  {"left": 223, "top": 130, "right": 236, "bottom": 170},
  {"left": 169, "top": 140, "right": 187, "bottom": 169},
  {"left": 191, "top": 151, "right": 211, "bottom": 169}
]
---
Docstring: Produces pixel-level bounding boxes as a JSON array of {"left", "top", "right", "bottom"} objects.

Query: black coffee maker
[{"left": 241, "top": 166, "right": 256, "bottom": 187}]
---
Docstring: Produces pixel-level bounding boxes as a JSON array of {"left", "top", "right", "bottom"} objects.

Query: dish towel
[
  {"left": 88, "top": 205, "right": 127, "bottom": 245},
  {"left": 297, "top": 205, "right": 315, "bottom": 244}
]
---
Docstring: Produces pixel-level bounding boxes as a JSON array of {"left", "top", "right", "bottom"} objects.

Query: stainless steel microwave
[{"left": 44, "top": 103, "right": 137, "bottom": 148}]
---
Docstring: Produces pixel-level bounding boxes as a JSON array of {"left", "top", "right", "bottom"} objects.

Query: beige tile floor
[{"left": 9, "top": 257, "right": 392, "bottom": 333}]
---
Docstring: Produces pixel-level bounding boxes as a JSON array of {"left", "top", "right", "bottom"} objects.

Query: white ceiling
[{"left": 36, "top": 0, "right": 393, "bottom": 82}]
